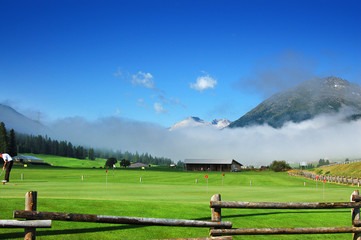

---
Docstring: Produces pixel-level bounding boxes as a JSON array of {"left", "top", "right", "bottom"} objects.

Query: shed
[
  {"left": 129, "top": 162, "right": 150, "bottom": 168},
  {"left": 13, "top": 155, "right": 45, "bottom": 164},
  {"left": 184, "top": 159, "right": 243, "bottom": 172}
]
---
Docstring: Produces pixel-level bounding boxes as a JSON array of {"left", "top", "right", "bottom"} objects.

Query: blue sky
[{"left": 1, "top": 0, "right": 360, "bottom": 127}]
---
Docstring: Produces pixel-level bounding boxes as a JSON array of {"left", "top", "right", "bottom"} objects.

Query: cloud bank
[{"left": 49, "top": 110, "right": 361, "bottom": 166}]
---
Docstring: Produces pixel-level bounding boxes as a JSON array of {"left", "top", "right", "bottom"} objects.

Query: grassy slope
[
  {"left": 21, "top": 153, "right": 107, "bottom": 168},
  {"left": 0, "top": 155, "right": 359, "bottom": 239},
  {"left": 309, "top": 161, "right": 361, "bottom": 178}
]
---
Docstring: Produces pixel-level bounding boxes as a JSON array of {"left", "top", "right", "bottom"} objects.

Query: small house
[
  {"left": 129, "top": 162, "right": 150, "bottom": 168},
  {"left": 13, "top": 155, "right": 46, "bottom": 165}
]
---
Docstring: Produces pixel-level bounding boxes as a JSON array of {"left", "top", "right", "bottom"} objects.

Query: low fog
[{"left": 49, "top": 110, "right": 361, "bottom": 166}]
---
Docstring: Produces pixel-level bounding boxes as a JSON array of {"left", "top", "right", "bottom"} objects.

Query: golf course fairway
[{"left": 0, "top": 165, "right": 358, "bottom": 239}]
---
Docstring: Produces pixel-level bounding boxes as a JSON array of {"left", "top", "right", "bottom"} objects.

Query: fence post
[
  {"left": 25, "top": 191, "right": 37, "bottom": 240},
  {"left": 351, "top": 190, "right": 361, "bottom": 240},
  {"left": 211, "top": 194, "right": 222, "bottom": 223}
]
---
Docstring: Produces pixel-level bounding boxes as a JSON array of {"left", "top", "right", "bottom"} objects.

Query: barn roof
[
  {"left": 184, "top": 159, "right": 242, "bottom": 166},
  {"left": 129, "top": 162, "right": 150, "bottom": 168},
  {"left": 13, "top": 155, "right": 44, "bottom": 161}
]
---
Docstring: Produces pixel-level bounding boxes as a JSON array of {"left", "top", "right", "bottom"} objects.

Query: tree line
[{"left": 0, "top": 122, "right": 173, "bottom": 166}]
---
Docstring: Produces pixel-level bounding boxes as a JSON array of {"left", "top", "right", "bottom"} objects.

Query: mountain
[
  {"left": 228, "top": 76, "right": 361, "bottom": 128},
  {"left": 0, "top": 104, "right": 48, "bottom": 134},
  {"left": 211, "top": 119, "right": 232, "bottom": 129},
  {"left": 169, "top": 117, "right": 231, "bottom": 131}
]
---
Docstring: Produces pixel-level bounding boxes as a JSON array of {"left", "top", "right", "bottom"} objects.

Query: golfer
[{"left": 1, "top": 153, "right": 13, "bottom": 182}]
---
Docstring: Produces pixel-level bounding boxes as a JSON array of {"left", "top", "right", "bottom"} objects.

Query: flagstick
[
  {"left": 105, "top": 171, "right": 108, "bottom": 188},
  {"left": 205, "top": 175, "right": 209, "bottom": 193}
]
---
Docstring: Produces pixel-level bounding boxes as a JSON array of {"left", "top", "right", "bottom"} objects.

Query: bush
[
  {"left": 105, "top": 157, "right": 117, "bottom": 168},
  {"left": 120, "top": 159, "right": 130, "bottom": 168},
  {"left": 270, "top": 160, "right": 291, "bottom": 172}
]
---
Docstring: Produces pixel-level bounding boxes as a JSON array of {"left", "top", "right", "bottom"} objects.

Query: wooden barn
[{"left": 184, "top": 159, "right": 243, "bottom": 172}]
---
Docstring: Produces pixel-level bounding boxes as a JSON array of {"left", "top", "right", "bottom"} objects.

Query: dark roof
[
  {"left": 184, "top": 159, "right": 242, "bottom": 166},
  {"left": 129, "top": 162, "right": 150, "bottom": 168},
  {"left": 13, "top": 155, "right": 44, "bottom": 161}
]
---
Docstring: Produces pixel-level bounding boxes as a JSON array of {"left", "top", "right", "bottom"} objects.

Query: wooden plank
[
  {"left": 352, "top": 195, "right": 361, "bottom": 202},
  {"left": 352, "top": 190, "right": 361, "bottom": 240},
  {"left": 25, "top": 191, "right": 37, "bottom": 240},
  {"left": 210, "top": 201, "right": 361, "bottom": 209},
  {"left": 0, "top": 220, "right": 51, "bottom": 228},
  {"left": 14, "top": 210, "right": 232, "bottom": 228},
  {"left": 354, "top": 220, "right": 361, "bottom": 227},
  {"left": 210, "top": 227, "right": 361, "bottom": 236},
  {"left": 211, "top": 194, "right": 221, "bottom": 223}
]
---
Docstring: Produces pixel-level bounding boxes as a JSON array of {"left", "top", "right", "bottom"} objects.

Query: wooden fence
[
  {"left": 8, "top": 190, "right": 361, "bottom": 239},
  {"left": 0, "top": 192, "right": 52, "bottom": 240},
  {"left": 289, "top": 170, "right": 361, "bottom": 186},
  {"left": 10, "top": 191, "right": 232, "bottom": 240},
  {"left": 209, "top": 191, "right": 361, "bottom": 239}
]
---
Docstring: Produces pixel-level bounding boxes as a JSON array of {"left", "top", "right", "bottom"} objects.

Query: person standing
[{"left": 1, "top": 153, "right": 13, "bottom": 182}]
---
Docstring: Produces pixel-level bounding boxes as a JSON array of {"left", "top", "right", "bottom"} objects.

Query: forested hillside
[{"left": 0, "top": 122, "right": 173, "bottom": 166}]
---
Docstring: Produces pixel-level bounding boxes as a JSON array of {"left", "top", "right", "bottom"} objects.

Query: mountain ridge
[
  {"left": 0, "top": 104, "right": 48, "bottom": 134},
  {"left": 228, "top": 76, "right": 361, "bottom": 128}
]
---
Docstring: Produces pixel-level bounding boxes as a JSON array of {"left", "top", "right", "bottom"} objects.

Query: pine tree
[
  {"left": 0, "top": 122, "right": 8, "bottom": 153},
  {"left": 8, "top": 129, "right": 17, "bottom": 156},
  {"left": 88, "top": 148, "right": 95, "bottom": 160}
]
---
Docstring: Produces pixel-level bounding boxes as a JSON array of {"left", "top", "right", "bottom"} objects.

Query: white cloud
[
  {"left": 154, "top": 102, "right": 168, "bottom": 114},
  {"left": 190, "top": 74, "right": 217, "bottom": 92},
  {"left": 131, "top": 71, "right": 155, "bottom": 89}
]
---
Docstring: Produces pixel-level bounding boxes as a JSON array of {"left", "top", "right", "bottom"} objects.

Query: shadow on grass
[
  {"left": 0, "top": 225, "right": 145, "bottom": 239},
  {"left": 221, "top": 210, "right": 350, "bottom": 219},
  {"left": 193, "top": 210, "right": 350, "bottom": 221}
]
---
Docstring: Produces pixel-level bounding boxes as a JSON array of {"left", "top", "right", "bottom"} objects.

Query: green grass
[
  {"left": 0, "top": 163, "right": 359, "bottom": 239},
  {"left": 309, "top": 161, "right": 361, "bottom": 178},
  {"left": 20, "top": 153, "right": 107, "bottom": 168}
]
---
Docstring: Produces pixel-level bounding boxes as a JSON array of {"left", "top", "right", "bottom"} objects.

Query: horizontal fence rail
[
  {"left": 210, "top": 201, "right": 361, "bottom": 209},
  {"left": 210, "top": 227, "right": 361, "bottom": 236},
  {"left": 209, "top": 190, "right": 361, "bottom": 238},
  {"left": 14, "top": 210, "right": 232, "bottom": 228},
  {"left": 289, "top": 171, "right": 361, "bottom": 186},
  {"left": 0, "top": 220, "right": 51, "bottom": 228}
]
